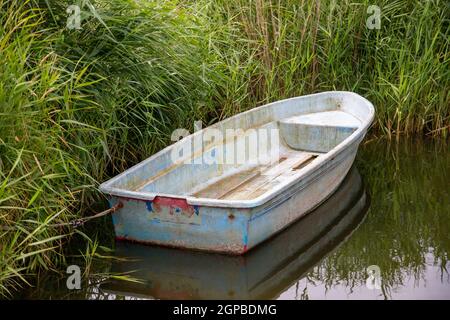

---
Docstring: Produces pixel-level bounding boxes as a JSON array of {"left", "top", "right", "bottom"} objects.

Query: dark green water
[{"left": 18, "top": 138, "right": 450, "bottom": 299}]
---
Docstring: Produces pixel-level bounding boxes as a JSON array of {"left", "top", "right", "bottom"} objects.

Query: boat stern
[{"left": 108, "top": 196, "right": 252, "bottom": 254}]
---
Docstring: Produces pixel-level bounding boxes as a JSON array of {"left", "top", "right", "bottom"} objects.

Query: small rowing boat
[{"left": 99, "top": 91, "right": 374, "bottom": 254}]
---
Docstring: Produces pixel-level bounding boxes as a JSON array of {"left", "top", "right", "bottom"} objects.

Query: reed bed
[
  {"left": 0, "top": 0, "right": 448, "bottom": 296},
  {"left": 200, "top": 0, "right": 449, "bottom": 137},
  {"left": 0, "top": 0, "right": 218, "bottom": 296}
]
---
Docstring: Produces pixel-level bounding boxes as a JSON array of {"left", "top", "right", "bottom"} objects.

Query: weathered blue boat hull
[{"left": 108, "top": 136, "right": 362, "bottom": 254}]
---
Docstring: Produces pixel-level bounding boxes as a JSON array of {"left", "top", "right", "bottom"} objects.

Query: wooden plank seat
[{"left": 193, "top": 152, "right": 317, "bottom": 200}]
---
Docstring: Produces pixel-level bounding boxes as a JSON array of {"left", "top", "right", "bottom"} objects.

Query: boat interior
[
  {"left": 134, "top": 109, "right": 362, "bottom": 201},
  {"left": 99, "top": 93, "right": 373, "bottom": 202}
]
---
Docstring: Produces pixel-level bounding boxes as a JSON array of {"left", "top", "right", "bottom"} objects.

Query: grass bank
[{"left": 0, "top": 0, "right": 448, "bottom": 296}]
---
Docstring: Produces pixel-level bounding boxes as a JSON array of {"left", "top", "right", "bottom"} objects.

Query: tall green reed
[
  {"left": 200, "top": 0, "right": 449, "bottom": 137},
  {"left": 0, "top": 0, "right": 220, "bottom": 296}
]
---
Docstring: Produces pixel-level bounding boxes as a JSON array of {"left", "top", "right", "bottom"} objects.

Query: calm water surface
[{"left": 20, "top": 138, "right": 450, "bottom": 299}]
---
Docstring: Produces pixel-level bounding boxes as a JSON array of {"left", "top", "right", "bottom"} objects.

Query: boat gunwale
[{"left": 99, "top": 91, "right": 375, "bottom": 208}]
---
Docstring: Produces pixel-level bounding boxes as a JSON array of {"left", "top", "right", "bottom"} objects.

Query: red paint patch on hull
[{"left": 151, "top": 196, "right": 196, "bottom": 217}]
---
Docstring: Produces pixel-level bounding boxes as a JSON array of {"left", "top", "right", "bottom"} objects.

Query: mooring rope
[{"left": 0, "top": 202, "right": 123, "bottom": 232}]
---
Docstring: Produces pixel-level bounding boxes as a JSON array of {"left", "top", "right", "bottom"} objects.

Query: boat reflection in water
[{"left": 101, "top": 166, "right": 370, "bottom": 299}]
